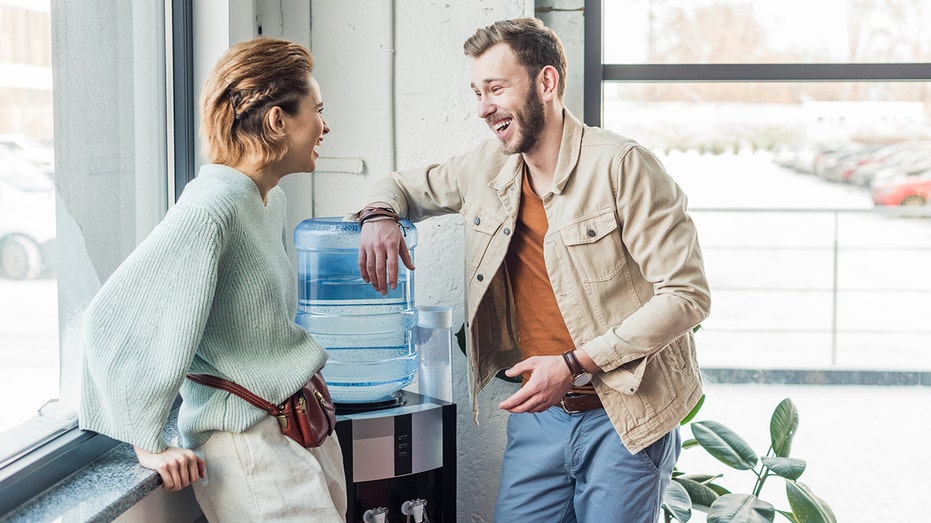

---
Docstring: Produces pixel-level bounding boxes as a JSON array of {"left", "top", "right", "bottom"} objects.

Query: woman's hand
[
  {"left": 358, "top": 218, "right": 415, "bottom": 294},
  {"left": 133, "top": 445, "right": 205, "bottom": 491}
]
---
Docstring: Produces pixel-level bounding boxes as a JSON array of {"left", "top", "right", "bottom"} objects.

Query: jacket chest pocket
[
  {"left": 465, "top": 203, "right": 506, "bottom": 269},
  {"left": 559, "top": 211, "right": 623, "bottom": 283}
]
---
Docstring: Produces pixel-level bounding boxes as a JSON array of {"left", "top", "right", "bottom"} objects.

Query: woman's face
[{"left": 281, "top": 75, "right": 329, "bottom": 174}]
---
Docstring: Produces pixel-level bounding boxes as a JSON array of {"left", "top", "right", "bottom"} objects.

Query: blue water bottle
[{"left": 294, "top": 217, "right": 418, "bottom": 405}]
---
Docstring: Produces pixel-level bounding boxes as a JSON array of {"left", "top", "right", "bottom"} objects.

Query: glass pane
[
  {"left": 0, "top": 0, "right": 168, "bottom": 462},
  {"left": 605, "top": 0, "right": 931, "bottom": 64},
  {"left": 0, "top": 1, "right": 58, "bottom": 434},
  {"left": 603, "top": 81, "right": 931, "bottom": 372}
]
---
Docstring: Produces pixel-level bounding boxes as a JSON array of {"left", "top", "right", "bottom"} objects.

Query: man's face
[{"left": 471, "top": 43, "right": 545, "bottom": 155}]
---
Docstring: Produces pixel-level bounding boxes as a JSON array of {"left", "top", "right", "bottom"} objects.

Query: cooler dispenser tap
[
  {"left": 363, "top": 507, "right": 389, "bottom": 523},
  {"left": 401, "top": 498, "right": 428, "bottom": 522}
]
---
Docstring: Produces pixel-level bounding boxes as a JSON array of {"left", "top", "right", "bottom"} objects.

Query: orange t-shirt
[
  {"left": 505, "top": 167, "right": 593, "bottom": 393},
  {"left": 505, "top": 169, "right": 573, "bottom": 361}
]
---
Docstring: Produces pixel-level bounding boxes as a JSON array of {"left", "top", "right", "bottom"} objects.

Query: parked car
[
  {"left": 813, "top": 143, "right": 876, "bottom": 181},
  {"left": 0, "top": 149, "right": 55, "bottom": 279},
  {"left": 775, "top": 141, "right": 846, "bottom": 174},
  {"left": 843, "top": 141, "right": 931, "bottom": 186},
  {"left": 872, "top": 170, "right": 931, "bottom": 206},
  {"left": 824, "top": 141, "right": 922, "bottom": 184},
  {"left": 0, "top": 134, "right": 54, "bottom": 173}
]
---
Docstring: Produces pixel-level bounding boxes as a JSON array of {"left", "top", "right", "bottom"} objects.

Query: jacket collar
[{"left": 490, "top": 108, "right": 584, "bottom": 196}]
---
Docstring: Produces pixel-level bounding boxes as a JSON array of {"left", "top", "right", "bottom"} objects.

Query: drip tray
[{"left": 335, "top": 391, "right": 407, "bottom": 414}]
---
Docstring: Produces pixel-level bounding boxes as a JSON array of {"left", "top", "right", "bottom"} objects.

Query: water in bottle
[{"left": 294, "top": 217, "right": 419, "bottom": 404}]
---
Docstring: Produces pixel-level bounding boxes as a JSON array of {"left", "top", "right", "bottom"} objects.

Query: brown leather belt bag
[{"left": 187, "top": 372, "right": 336, "bottom": 448}]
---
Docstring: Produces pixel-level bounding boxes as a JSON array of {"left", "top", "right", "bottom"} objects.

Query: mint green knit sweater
[{"left": 80, "top": 165, "right": 327, "bottom": 452}]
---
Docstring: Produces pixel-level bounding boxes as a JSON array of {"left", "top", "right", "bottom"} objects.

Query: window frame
[
  {"left": 0, "top": 0, "right": 194, "bottom": 516},
  {"left": 583, "top": 0, "right": 931, "bottom": 127}
]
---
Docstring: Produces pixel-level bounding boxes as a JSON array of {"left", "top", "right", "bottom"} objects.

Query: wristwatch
[{"left": 562, "top": 350, "right": 592, "bottom": 386}]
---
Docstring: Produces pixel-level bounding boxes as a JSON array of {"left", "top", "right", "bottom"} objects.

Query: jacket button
[
  {"left": 587, "top": 228, "right": 596, "bottom": 237},
  {"left": 503, "top": 227, "right": 511, "bottom": 235},
  {"left": 477, "top": 274, "right": 484, "bottom": 282},
  {"left": 474, "top": 217, "right": 481, "bottom": 225}
]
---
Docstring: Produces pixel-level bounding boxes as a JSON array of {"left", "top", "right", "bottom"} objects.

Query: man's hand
[
  {"left": 358, "top": 218, "right": 415, "bottom": 294},
  {"left": 134, "top": 445, "right": 205, "bottom": 491},
  {"left": 498, "top": 355, "right": 573, "bottom": 413}
]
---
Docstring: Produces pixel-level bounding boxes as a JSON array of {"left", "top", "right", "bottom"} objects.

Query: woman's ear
[{"left": 265, "top": 106, "right": 286, "bottom": 133}]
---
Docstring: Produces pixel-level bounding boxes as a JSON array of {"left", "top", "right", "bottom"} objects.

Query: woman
[{"left": 79, "top": 38, "right": 346, "bottom": 521}]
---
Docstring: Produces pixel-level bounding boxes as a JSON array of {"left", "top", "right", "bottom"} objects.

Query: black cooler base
[{"left": 336, "top": 393, "right": 456, "bottom": 523}]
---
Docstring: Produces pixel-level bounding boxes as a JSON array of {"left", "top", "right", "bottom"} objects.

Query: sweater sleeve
[{"left": 79, "top": 205, "right": 221, "bottom": 452}]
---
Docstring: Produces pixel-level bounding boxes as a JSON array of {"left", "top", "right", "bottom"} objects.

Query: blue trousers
[{"left": 494, "top": 406, "right": 680, "bottom": 523}]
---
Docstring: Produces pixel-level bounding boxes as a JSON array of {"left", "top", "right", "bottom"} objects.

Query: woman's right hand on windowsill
[{"left": 133, "top": 445, "right": 205, "bottom": 491}]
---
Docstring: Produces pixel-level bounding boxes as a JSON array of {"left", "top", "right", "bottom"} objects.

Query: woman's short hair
[
  {"left": 463, "top": 18, "right": 567, "bottom": 98},
  {"left": 201, "top": 38, "right": 314, "bottom": 168}
]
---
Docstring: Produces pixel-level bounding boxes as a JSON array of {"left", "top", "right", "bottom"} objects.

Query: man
[{"left": 356, "top": 18, "right": 710, "bottom": 522}]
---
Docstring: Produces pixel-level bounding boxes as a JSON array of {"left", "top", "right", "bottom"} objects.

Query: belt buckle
[{"left": 559, "top": 396, "right": 581, "bottom": 414}]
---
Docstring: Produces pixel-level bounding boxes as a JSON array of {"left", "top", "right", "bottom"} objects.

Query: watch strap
[
  {"left": 562, "top": 351, "right": 581, "bottom": 376},
  {"left": 565, "top": 350, "right": 584, "bottom": 374}
]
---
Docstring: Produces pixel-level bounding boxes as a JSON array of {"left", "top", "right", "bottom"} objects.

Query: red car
[{"left": 872, "top": 173, "right": 931, "bottom": 206}]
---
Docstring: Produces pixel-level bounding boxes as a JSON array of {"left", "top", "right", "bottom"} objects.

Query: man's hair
[
  {"left": 200, "top": 38, "right": 314, "bottom": 168},
  {"left": 463, "top": 18, "right": 567, "bottom": 98}
]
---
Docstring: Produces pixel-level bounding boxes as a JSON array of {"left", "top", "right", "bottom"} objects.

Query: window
[
  {"left": 588, "top": 0, "right": 931, "bottom": 371},
  {"left": 0, "top": 0, "right": 192, "bottom": 513},
  {"left": 588, "top": 0, "right": 931, "bottom": 520}
]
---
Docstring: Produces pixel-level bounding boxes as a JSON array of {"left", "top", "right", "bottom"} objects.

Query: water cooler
[{"left": 295, "top": 218, "right": 456, "bottom": 523}]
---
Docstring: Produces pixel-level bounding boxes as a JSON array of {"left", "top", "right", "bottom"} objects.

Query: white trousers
[{"left": 192, "top": 415, "right": 347, "bottom": 522}]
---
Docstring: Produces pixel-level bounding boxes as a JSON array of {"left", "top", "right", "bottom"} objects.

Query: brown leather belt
[{"left": 559, "top": 393, "right": 603, "bottom": 414}]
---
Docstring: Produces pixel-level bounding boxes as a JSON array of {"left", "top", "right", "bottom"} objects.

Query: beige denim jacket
[{"left": 367, "top": 110, "right": 711, "bottom": 453}]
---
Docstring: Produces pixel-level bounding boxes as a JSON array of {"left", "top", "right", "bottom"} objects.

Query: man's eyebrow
[{"left": 470, "top": 78, "right": 508, "bottom": 89}]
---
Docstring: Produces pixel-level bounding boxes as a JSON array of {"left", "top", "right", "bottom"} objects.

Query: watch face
[{"left": 573, "top": 372, "right": 592, "bottom": 387}]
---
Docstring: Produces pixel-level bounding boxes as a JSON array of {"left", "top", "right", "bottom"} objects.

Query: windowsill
[{"left": 0, "top": 411, "right": 182, "bottom": 523}]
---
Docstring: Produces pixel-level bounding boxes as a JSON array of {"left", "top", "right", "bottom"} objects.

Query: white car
[{"left": 0, "top": 148, "right": 54, "bottom": 280}]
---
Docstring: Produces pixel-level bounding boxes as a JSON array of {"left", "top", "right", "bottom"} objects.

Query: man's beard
[{"left": 504, "top": 88, "right": 546, "bottom": 155}]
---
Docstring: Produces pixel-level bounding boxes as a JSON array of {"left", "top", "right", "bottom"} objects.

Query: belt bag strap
[{"left": 186, "top": 373, "right": 280, "bottom": 415}]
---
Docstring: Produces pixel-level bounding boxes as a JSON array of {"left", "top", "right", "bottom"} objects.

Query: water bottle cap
[{"left": 417, "top": 306, "right": 452, "bottom": 329}]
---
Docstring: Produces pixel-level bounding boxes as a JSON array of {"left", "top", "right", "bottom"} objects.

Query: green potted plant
[{"left": 662, "top": 397, "right": 836, "bottom": 523}]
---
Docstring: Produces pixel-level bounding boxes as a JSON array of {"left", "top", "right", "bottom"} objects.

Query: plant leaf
[
  {"left": 708, "top": 494, "right": 775, "bottom": 523},
  {"left": 679, "top": 473, "right": 723, "bottom": 484},
  {"left": 786, "top": 481, "right": 837, "bottom": 523},
  {"left": 761, "top": 456, "right": 806, "bottom": 480},
  {"left": 770, "top": 398, "right": 799, "bottom": 458},
  {"left": 692, "top": 420, "right": 759, "bottom": 470},
  {"left": 681, "top": 394, "right": 705, "bottom": 425},
  {"left": 675, "top": 477, "right": 720, "bottom": 512},
  {"left": 776, "top": 509, "right": 799, "bottom": 522},
  {"left": 706, "top": 483, "right": 733, "bottom": 497},
  {"left": 682, "top": 438, "right": 701, "bottom": 449},
  {"left": 663, "top": 479, "right": 692, "bottom": 521}
]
